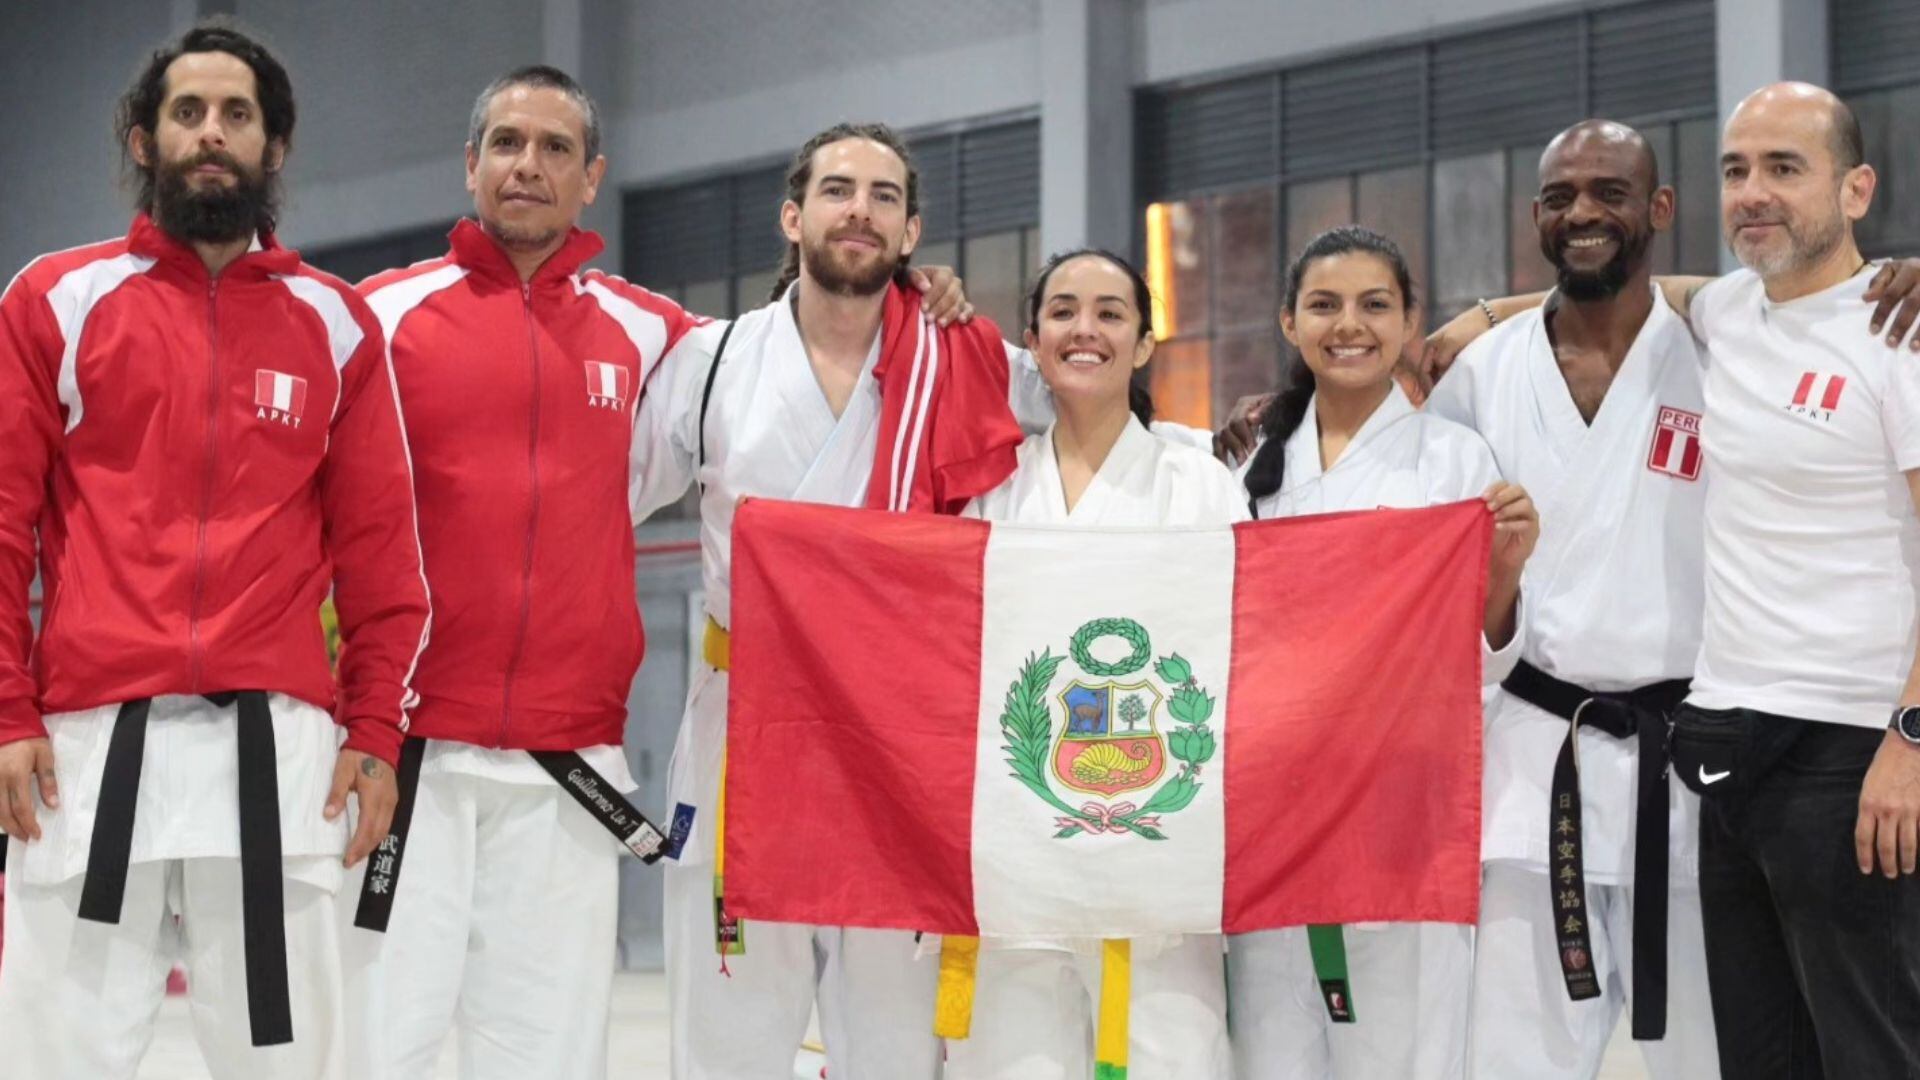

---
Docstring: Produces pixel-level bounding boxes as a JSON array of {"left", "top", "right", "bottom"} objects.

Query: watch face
[{"left": 1900, "top": 708, "right": 1920, "bottom": 742}]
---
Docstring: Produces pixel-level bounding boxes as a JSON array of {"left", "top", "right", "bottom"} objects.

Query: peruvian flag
[
  {"left": 724, "top": 498, "right": 1489, "bottom": 938},
  {"left": 585, "top": 360, "right": 631, "bottom": 406},
  {"left": 253, "top": 369, "right": 308, "bottom": 418}
]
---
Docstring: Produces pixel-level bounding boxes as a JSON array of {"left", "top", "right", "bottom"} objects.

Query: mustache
[
  {"left": 168, "top": 148, "right": 249, "bottom": 177},
  {"left": 1730, "top": 209, "right": 1788, "bottom": 229},
  {"left": 826, "top": 226, "right": 886, "bottom": 247}
]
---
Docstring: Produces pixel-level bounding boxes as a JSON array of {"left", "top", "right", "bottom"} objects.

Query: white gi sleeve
[
  {"left": 1434, "top": 423, "right": 1525, "bottom": 685},
  {"left": 630, "top": 321, "right": 722, "bottom": 524},
  {"left": 1005, "top": 341, "right": 1054, "bottom": 435},
  {"left": 1149, "top": 420, "right": 1217, "bottom": 453}
]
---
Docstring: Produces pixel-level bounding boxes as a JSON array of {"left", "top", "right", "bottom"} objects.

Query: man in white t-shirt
[{"left": 1660, "top": 83, "right": 1920, "bottom": 1079}]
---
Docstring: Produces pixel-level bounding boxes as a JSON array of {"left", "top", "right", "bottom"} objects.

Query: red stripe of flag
[
  {"left": 1222, "top": 501, "right": 1488, "bottom": 931},
  {"left": 1793, "top": 371, "right": 1817, "bottom": 407},
  {"left": 1651, "top": 426, "right": 1675, "bottom": 470},
  {"left": 1680, "top": 433, "right": 1701, "bottom": 476},
  {"left": 726, "top": 499, "right": 988, "bottom": 933},
  {"left": 1821, "top": 375, "right": 1847, "bottom": 411}
]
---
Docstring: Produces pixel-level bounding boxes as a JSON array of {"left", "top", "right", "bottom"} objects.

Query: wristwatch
[{"left": 1892, "top": 705, "right": 1920, "bottom": 745}]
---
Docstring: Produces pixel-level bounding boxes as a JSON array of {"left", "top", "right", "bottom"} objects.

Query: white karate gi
[
  {"left": 1227, "top": 383, "right": 1515, "bottom": 1080},
  {"left": 630, "top": 293, "right": 945, "bottom": 1080},
  {"left": 941, "top": 416, "right": 1246, "bottom": 1080},
  {"left": 0, "top": 693, "right": 347, "bottom": 1079},
  {"left": 1425, "top": 285, "right": 1719, "bottom": 1080},
  {"left": 339, "top": 743, "right": 634, "bottom": 1080}
]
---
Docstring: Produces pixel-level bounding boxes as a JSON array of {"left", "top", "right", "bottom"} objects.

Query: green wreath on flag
[{"left": 998, "top": 617, "right": 1216, "bottom": 840}]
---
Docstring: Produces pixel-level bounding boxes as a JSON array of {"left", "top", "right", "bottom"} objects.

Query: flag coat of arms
[{"left": 723, "top": 498, "right": 1490, "bottom": 938}]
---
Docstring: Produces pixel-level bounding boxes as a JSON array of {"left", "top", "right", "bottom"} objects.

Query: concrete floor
[{"left": 132, "top": 971, "right": 1651, "bottom": 1079}]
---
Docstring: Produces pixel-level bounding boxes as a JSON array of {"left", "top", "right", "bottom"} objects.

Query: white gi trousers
[
  {"left": 1227, "top": 923, "right": 1471, "bottom": 1080},
  {"left": 663, "top": 858, "right": 937, "bottom": 1079},
  {"left": 1470, "top": 862, "right": 1719, "bottom": 1079},
  {"left": 663, "top": 664, "right": 941, "bottom": 1080},
  {"left": 0, "top": 850, "right": 344, "bottom": 1079},
  {"left": 942, "top": 936, "right": 1231, "bottom": 1080},
  {"left": 341, "top": 764, "right": 622, "bottom": 1080}
]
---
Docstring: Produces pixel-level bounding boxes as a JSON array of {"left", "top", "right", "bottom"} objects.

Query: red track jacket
[
  {"left": 0, "top": 215, "right": 431, "bottom": 765},
  {"left": 362, "top": 221, "right": 699, "bottom": 751}
]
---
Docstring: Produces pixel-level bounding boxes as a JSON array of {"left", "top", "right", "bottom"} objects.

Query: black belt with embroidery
[
  {"left": 353, "top": 740, "right": 665, "bottom": 934},
  {"left": 79, "top": 691, "right": 292, "bottom": 1047},
  {"left": 1500, "top": 660, "right": 1688, "bottom": 1042}
]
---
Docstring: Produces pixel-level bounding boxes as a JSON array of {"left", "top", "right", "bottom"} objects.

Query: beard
[
  {"left": 1727, "top": 199, "right": 1846, "bottom": 279},
  {"left": 150, "top": 149, "right": 278, "bottom": 244},
  {"left": 800, "top": 226, "right": 899, "bottom": 297},
  {"left": 1544, "top": 223, "right": 1651, "bottom": 301}
]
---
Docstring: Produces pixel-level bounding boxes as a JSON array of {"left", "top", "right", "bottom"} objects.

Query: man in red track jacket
[
  {"left": 0, "top": 24, "right": 430, "bottom": 1080},
  {"left": 343, "top": 68, "right": 697, "bottom": 1078},
  {"left": 343, "top": 70, "right": 973, "bottom": 1078}
]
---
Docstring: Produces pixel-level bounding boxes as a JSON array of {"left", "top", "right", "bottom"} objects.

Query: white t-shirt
[{"left": 1688, "top": 266, "right": 1920, "bottom": 728}]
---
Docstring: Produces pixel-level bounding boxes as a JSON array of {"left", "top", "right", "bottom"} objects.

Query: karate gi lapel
[
  {"left": 1056, "top": 417, "right": 1156, "bottom": 524},
  {"left": 1524, "top": 284, "right": 1676, "bottom": 599},
  {"left": 769, "top": 291, "right": 885, "bottom": 506}
]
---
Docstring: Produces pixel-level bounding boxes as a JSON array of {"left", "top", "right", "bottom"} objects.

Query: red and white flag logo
[
  {"left": 1647, "top": 406, "right": 1702, "bottom": 481},
  {"left": 253, "top": 369, "right": 308, "bottom": 419},
  {"left": 1788, "top": 371, "right": 1846, "bottom": 415},
  {"left": 585, "top": 361, "right": 631, "bottom": 408}
]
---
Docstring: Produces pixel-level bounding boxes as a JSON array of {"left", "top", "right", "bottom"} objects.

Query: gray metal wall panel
[
  {"left": 961, "top": 121, "right": 1042, "bottom": 235},
  {"left": 910, "top": 134, "right": 963, "bottom": 242},
  {"left": 1590, "top": 2, "right": 1717, "bottom": 122},
  {"left": 1282, "top": 47, "right": 1425, "bottom": 179},
  {"left": 1833, "top": 0, "right": 1920, "bottom": 94},
  {"left": 1430, "top": 18, "right": 1582, "bottom": 155},
  {"left": 1136, "top": 75, "right": 1280, "bottom": 201},
  {"left": 627, "top": 182, "right": 733, "bottom": 284}
]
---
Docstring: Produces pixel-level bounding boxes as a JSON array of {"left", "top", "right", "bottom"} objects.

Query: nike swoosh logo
[{"left": 1698, "top": 766, "right": 1732, "bottom": 785}]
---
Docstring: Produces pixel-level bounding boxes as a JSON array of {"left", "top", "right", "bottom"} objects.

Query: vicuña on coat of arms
[{"left": 997, "top": 617, "right": 1215, "bottom": 839}]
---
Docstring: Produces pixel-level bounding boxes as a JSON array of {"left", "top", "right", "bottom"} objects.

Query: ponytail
[{"left": 1241, "top": 360, "right": 1315, "bottom": 507}]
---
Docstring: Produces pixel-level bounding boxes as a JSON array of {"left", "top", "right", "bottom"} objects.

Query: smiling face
[
  {"left": 465, "top": 83, "right": 605, "bottom": 252},
  {"left": 1719, "top": 85, "right": 1874, "bottom": 281},
  {"left": 1024, "top": 254, "right": 1154, "bottom": 416},
  {"left": 782, "top": 136, "right": 920, "bottom": 297},
  {"left": 1534, "top": 123, "right": 1672, "bottom": 300},
  {"left": 1281, "top": 251, "right": 1413, "bottom": 394}
]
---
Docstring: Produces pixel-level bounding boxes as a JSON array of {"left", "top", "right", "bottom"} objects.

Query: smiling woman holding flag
[
  {"left": 1226, "top": 226, "right": 1538, "bottom": 1080},
  {"left": 940, "top": 248, "right": 1246, "bottom": 1080}
]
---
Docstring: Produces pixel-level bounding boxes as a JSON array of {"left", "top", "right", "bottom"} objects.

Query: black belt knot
[
  {"left": 77, "top": 691, "right": 293, "bottom": 1047},
  {"left": 1500, "top": 660, "right": 1688, "bottom": 1042}
]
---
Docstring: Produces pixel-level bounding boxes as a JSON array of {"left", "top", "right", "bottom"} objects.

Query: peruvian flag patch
[
  {"left": 253, "top": 369, "right": 309, "bottom": 419},
  {"left": 1647, "top": 405, "right": 1702, "bottom": 481},
  {"left": 585, "top": 360, "right": 631, "bottom": 409}
]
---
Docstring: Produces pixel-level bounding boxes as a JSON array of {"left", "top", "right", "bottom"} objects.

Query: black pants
[{"left": 1674, "top": 705, "right": 1920, "bottom": 1079}]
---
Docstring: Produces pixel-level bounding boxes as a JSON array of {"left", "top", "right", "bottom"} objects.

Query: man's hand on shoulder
[
  {"left": 908, "top": 266, "right": 973, "bottom": 327},
  {"left": 1865, "top": 258, "right": 1920, "bottom": 351}
]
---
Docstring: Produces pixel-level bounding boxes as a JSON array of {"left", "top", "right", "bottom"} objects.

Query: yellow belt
[
  {"left": 706, "top": 617, "right": 742, "bottom": 958},
  {"left": 703, "top": 616, "right": 730, "bottom": 671}
]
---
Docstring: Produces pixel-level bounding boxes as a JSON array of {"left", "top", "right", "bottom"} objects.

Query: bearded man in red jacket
[{"left": 0, "top": 23, "right": 431, "bottom": 1080}]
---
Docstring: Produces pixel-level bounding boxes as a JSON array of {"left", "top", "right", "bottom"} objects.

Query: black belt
[
  {"left": 353, "top": 740, "right": 665, "bottom": 934},
  {"left": 78, "top": 691, "right": 292, "bottom": 1047},
  {"left": 1500, "top": 660, "right": 1688, "bottom": 1042}
]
